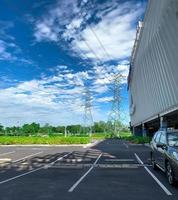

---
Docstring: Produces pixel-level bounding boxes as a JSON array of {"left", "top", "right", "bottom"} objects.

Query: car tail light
[{"left": 173, "top": 151, "right": 178, "bottom": 161}]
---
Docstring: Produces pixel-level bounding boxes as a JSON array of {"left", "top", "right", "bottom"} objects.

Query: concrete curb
[
  {"left": 144, "top": 143, "right": 151, "bottom": 148},
  {"left": 126, "top": 143, "right": 144, "bottom": 146},
  {"left": 0, "top": 140, "right": 103, "bottom": 148},
  {"left": 0, "top": 144, "right": 87, "bottom": 147},
  {"left": 126, "top": 143, "right": 151, "bottom": 148},
  {"left": 83, "top": 140, "right": 103, "bottom": 148}
]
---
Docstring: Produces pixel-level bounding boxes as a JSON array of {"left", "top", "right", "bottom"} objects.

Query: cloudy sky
[{"left": 0, "top": 0, "right": 147, "bottom": 126}]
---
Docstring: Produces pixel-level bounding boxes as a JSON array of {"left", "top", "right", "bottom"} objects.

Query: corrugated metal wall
[{"left": 129, "top": 0, "right": 178, "bottom": 126}]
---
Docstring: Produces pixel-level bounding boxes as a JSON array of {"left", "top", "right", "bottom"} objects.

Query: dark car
[{"left": 150, "top": 129, "right": 178, "bottom": 185}]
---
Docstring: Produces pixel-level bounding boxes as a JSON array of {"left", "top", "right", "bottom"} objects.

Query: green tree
[
  {"left": 55, "top": 126, "right": 65, "bottom": 134},
  {"left": 0, "top": 124, "right": 4, "bottom": 132},
  {"left": 93, "top": 121, "right": 107, "bottom": 133},
  {"left": 67, "top": 125, "right": 81, "bottom": 135},
  {"left": 22, "top": 123, "right": 40, "bottom": 135}
]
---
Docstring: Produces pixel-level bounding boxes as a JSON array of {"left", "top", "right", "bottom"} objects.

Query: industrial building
[{"left": 128, "top": 0, "right": 178, "bottom": 136}]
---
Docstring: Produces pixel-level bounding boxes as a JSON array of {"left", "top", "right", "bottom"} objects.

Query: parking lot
[{"left": 0, "top": 139, "right": 178, "bottom": 200}]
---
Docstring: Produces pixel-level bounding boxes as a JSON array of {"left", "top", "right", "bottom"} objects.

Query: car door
[
  {"left": 152, "top": 131, "right": 162, "bottom": 163},
  {"left": 157, "top": 131, "right": 167, "bottom": 169}
]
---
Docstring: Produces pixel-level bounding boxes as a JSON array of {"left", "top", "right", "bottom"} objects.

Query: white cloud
[
  {"left": 0, "top": 40, "right": 15, "bottom": 60},
  {"left": 63, "top": 18, "right": 83, "bottom": 40},
  {"left": 71, "top": 3, "right": 143, "bottom": 62},
  {"left": 0, "top": 63, "right": 129, "bottom": 126},
  {"left": 0, "top": 23, "right": 34, "bottom": 65},
  {"left": 91, "top": 84, "right": 109, "bottom": 94},
  {"left": 91, "top": 61, "right": 129, "bottom": 87},
  {"left": 96, "top": 96, "right": 113, "bottom": 103},
  {"left": 0, "top": 77, "right": 83, "bottom": 126},
  {"left": 33, "top": 0, "right": 144, "bottom": 63},
  {"left": 34, "top": 22, "right": 58, "bottom": 42},
  {"left": 33, "top": 0, "right": 79, "bottom": 42},
  {"left": 94, "top": 77, "right": 111, "bottom": 85},
  {"left": 0, "top": 68, "right": 95, "bottom": 126},
  {"left": 0, "top": 0, "right": 143, "bottom": 126},
  {"left": 0, "top": 21, "right": 14, "bottom": 41},
  {"left": 56, "top": 65, "right": 68, "bottom": 70},
  {"left": 0, "top": 40, "right": 31, "bottom": 63}
]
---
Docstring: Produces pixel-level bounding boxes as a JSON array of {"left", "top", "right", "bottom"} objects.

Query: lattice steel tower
[
  {"left": 83, "top": 87, "right": 94, "bottom": 136},
  {"left": 108, "top": 74, "right": 122, "bottom": 136}
]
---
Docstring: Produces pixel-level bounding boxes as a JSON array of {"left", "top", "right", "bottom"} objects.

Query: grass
[
  {"left": 119, "top": 131, "right": 132, "bottom": 137},
  {"left": 0, "top": 132, "right": 146, "bottom": 145},
  {"left": 91, "top": 132, "right": 152, "bottom": 145},
  {"left": 121, "top": 135, "right": 151, "bottom": 144},
  {"left": 118, "top": 131, "right": 152, "bottom": 144},
  {"left": 91, "top": 133, "right": 112, "bottom": 139},
  {"left": 92, "top": 131, "right": 132, "bottom": 139},
  {"left": 0, "top": 136, "right": 90, "bottom": 145}
]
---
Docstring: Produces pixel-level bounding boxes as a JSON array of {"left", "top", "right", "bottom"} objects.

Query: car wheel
[
  {"left": 166, "top": 162, "right": 175, "bottom": 185},
  {"left": 151, "top": 152, "right": 157, "bottom": 170}
]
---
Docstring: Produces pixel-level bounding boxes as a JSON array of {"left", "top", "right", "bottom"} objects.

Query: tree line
[{"left": 0, "top": 121, "right": 129, "bottom": 136}]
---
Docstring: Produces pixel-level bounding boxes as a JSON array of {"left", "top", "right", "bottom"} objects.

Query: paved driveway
[{"left": 0, "top": 139, "right": 177, "bottom": 200}]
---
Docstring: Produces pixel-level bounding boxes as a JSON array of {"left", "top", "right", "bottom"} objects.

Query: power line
[
  {"left": 68, "top": 6, "right": 127, "bottom": 128},
  {"left": 78, "top": 2, "right": 112, "bottom": 61},
  {"left": 89, "top": 26, "right": 112, "bottom": 60},
  {"left": 67, "top": 4, "right": 110, "bottom": 65},
  {"left": 81, "top": 38, "right": 103, "bottom": 63}
]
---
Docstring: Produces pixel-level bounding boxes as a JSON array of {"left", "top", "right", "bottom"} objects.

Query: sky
[{"left": 0, "top": 0, "right": 147, "bottom": 127}]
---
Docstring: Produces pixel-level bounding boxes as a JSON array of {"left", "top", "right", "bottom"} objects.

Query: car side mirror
[{"left": 156, "top": 143, "right": 167, "bottom": 150}]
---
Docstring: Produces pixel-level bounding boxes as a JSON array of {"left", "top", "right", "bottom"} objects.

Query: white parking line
[
  {"left": 68, "top": 153, "right": 102, "bottom": 192},
  {"left": 13, "top": 151, "right": 43, "bottom": 163},
  {"left": 134, "top": 153, "right": 172, "bottom": 196},
  {"left": 123, "top": 143, "right": 129, "bottom": 148},
  {"left": 0, "top": 151, "right": 16, "bottom": 156},
  {"left": 105, "top": 159, "right": 134, "bottom": 162},
  {"left": 48, "top": 152, "right": 72, "bottom": 166},
  {"left": 0, "top": 152, "right": 71, "bottom": 185}
]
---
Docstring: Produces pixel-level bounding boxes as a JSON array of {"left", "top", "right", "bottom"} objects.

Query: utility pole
[
  {"left": 64, "top": 126, "right": 67, "bottom": 137},
  {"left": 83, "top": 87, "right": 94, "bottom": 137},
  {"left": 108, "top": 74, "right": 122, "bottom": 137}
]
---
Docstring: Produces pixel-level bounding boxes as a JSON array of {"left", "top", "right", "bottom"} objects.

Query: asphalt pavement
[{"left": 0, "top": 139, "right": 177, "bottom": 200}]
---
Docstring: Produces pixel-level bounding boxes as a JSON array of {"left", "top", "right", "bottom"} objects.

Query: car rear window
[
  {"left": 167, "top": 132, "right": 178, "bottom": 147},
  {"left": 159, "top": 132, "right": 167, "bottom": 144},
  {"left": 155, "top": 132, "right": 161, "bottom": 143}
]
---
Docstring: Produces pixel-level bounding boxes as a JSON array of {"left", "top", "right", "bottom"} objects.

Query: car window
[
  {"left": 167, "top": 132, "right": 178, "bottom": 147},
  {"left": 155, "top": 132, "right": 161, "bottom": 143},
  {"left": 153, "top": 133, "right": 157, "bottom": 141},
  {"left": 159, "top": 132, "right": 167, "bottom": 144}
]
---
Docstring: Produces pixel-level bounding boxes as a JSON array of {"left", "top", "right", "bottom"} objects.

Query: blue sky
[{"left": 0, "top": 0, "right": 147, "bottom": 126}]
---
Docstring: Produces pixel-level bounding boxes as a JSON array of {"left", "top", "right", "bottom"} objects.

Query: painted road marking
[
  {"left": 0, "top": 151, "right": 16, "bottom": 156},
  {"left": 0, "top": 158, "right": 12, "bottom": 163},
  {"left": 63, "top": 158, "right": 92, "bottom": 162},
  {"left": 97, "top": 164, "right": 138, "bottom": 168},
  {"left": 123, "top": 143, "right": 129, "bottom": 148},
  {"left": 68, "top": 153, "right": 102, "bottom": 192},
  {"left": 49, "top": 163, "right": 152, "bottom": 169},
  {"left": 0, "top": 152, "right": 71, "bottom": 185},
  {"left": 105, "top": 159, "right": 134, "bottom": 162},
  {"left": 47, "top": 152, "right": 72, "bottom": 166},
  {"left": 134, "top": 153, "right": 172, "bottom": 196},
  {"left": 13, "top": 151, "right": 43, "bottom": 163}
]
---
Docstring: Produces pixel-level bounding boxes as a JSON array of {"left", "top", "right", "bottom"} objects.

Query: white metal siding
[{"left": 129, "top": 0, "right": 178, "bottom": 126}]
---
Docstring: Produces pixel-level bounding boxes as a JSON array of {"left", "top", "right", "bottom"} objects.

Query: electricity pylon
[
  {"left": 83, "top": 87, "right": 94, "bottom": 137},
  {"left": 108, "top": 74, "right": 122, "bottom": 137}
]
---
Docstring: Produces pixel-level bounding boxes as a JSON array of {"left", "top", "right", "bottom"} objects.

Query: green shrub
[
  {"left": 121, "top": 136, "right": 151, "bottom": 144},
  {"left": 91, "top": 132, "right": 132, "bottom": 139},
  {"left": 0, "top": 136, "right": 90, "bottom": 145},
  {"left": 119, "top": 131, "right": 132, "bottom": 137},
  {"left": 91, "top": 133, "right": 112, "bottom": 139}
]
